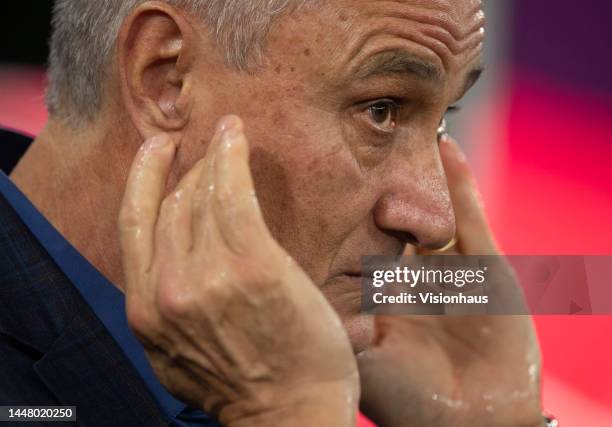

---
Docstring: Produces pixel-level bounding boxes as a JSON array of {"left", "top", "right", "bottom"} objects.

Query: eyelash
[
  {"left": 446, "top": 105, "right": 461, "bottom": 114},
  {"left": 364, "top": 98, "right": 402, "bottom": 133},
  {"left": 363, "top": 99, "right": 461, "bottom": 134}
]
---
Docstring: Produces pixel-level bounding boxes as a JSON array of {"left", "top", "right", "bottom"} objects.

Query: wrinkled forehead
[
  {"left": 341, "top": 0, "right": 485, "bottom": 66},
  {"left": 342, "top": 0, "right": 486, "bottom": 39},
  {"left": 262, "top": 0, "right": 485, "bottom": 101},
  {"left": 300, "top": 0, "right": 486, "bottom": 88}
]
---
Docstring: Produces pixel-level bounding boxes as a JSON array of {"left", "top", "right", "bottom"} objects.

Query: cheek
[{"left": 248, "top": 127, "right": 368, "bottom": 285}]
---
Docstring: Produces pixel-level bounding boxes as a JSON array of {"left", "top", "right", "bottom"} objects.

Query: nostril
[{"left": 403, "top": 232, "right": 419, "bottom": 248}]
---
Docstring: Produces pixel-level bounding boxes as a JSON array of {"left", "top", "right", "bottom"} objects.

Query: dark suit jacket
[{"left": 0, "top": 129, "right": 168, "bottom": 426}]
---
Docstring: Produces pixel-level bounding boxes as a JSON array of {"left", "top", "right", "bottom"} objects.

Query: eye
[{"left": 366, "top": 100, "right": 400, "bottom": 133}]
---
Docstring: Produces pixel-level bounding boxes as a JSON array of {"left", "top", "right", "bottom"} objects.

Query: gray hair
[{"left": 46, "top": 0, "right": 307, "bottom": 124}]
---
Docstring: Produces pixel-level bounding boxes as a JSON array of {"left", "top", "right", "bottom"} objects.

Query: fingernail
[
  {"left": 220, "top": 127, "right": 242, "bottom": 152},
  {"left": 221, "top": 121, "right": 245, "bottom": 151},
  {"left": 216, "top": 115, "right": 243, "bottom": 134}
]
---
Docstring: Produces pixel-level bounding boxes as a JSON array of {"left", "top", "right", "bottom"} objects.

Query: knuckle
[
  {"left": 250, "top": 272, "right": 283, "bottom": 294},
  {"left": 157, "top": 281, "right": 193, "bottom": 321},
  {"left": 236, "top": 254, "right": 285, "bottom": 292},
  {"left": 229, "top": 220, "right": 275, "bottom": 256},
  {"left": 118, "top": 203, "right": 143, "bottom": 230},
  {"left": 213, "top": 185, "right": 233, "bottom": 207}
]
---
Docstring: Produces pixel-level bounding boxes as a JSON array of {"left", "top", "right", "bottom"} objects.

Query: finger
[
  {"left": 211, "top": 116, "right": 270, "bottom": 255},
  {"left": 119, "top": 134, "right": 176, "bottom": 289},
  {"left": 192, "top": 117, "right": 232, "bottom": 249},
  {"left": 403, "top": 244, "right": 417, "bottom": 255},
  {"left": 439, "top": 136, "right": 498, "bottom": 255},
  {"left": 155, "top": 156, "right": 207, "bottom": 259}
]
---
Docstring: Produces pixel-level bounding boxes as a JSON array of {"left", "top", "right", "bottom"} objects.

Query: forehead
[
  {"left": 270, "top": 0, "right": 485, "bottom": 88},
  {"left": 342, "top": 0, "right": 485, "bottom": 28},
  {"left": 336, "top": 0, "right": 484, "bottom": 69},
  {"left": 259, "top": 0, "right": 485, "bottom": 106}
]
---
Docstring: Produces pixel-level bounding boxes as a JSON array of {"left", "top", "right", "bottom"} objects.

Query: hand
[
  {"left": 357, "top": 136, "right": 543, "bottom": 427},
  {"left": 118, "top": 116, "right": 359, "bottom": 427}
]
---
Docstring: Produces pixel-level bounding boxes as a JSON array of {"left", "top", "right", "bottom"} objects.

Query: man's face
[{"left": 178, "top": 0, "right": 485, "bottom": 352}]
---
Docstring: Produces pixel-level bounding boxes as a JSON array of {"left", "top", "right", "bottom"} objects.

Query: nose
[{"left": 372, "top": 144, "right": 456, "bottom": 250}]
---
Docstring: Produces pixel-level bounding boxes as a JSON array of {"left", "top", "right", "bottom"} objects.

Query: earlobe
[{"left": 117, "top": 2, "right": 195, "bottom": 139}]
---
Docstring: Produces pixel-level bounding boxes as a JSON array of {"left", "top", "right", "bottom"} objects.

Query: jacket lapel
[
  {"left": 0, "top": 193, "right": 168, "bottom": 426},
  {"left": 33, "top": 308, "right": 168, "bottom": 426}
]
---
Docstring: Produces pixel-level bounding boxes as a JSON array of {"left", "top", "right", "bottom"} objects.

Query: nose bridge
[{"left": 373, "top": 141, "right": 456, "bottom": 249}]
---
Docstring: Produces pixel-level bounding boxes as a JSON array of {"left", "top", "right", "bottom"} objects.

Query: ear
[{"left": 117, "top": 1, "right": 196, "bottom": 140}]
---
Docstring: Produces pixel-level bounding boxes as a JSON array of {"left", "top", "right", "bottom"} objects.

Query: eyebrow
[
  {"left": 350, "top": 49, "right": 486, "bottom": 100},
  {"left": 352, "top": 50, "right": 444, "bottom": 83}
]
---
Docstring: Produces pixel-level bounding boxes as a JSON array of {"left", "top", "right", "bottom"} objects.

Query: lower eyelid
[
  {"left": 363, "top": 115, "right": 396, "bottom": 135},
  {"left": 347, "top": 100, "right": 403, "bottom": 139}
]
